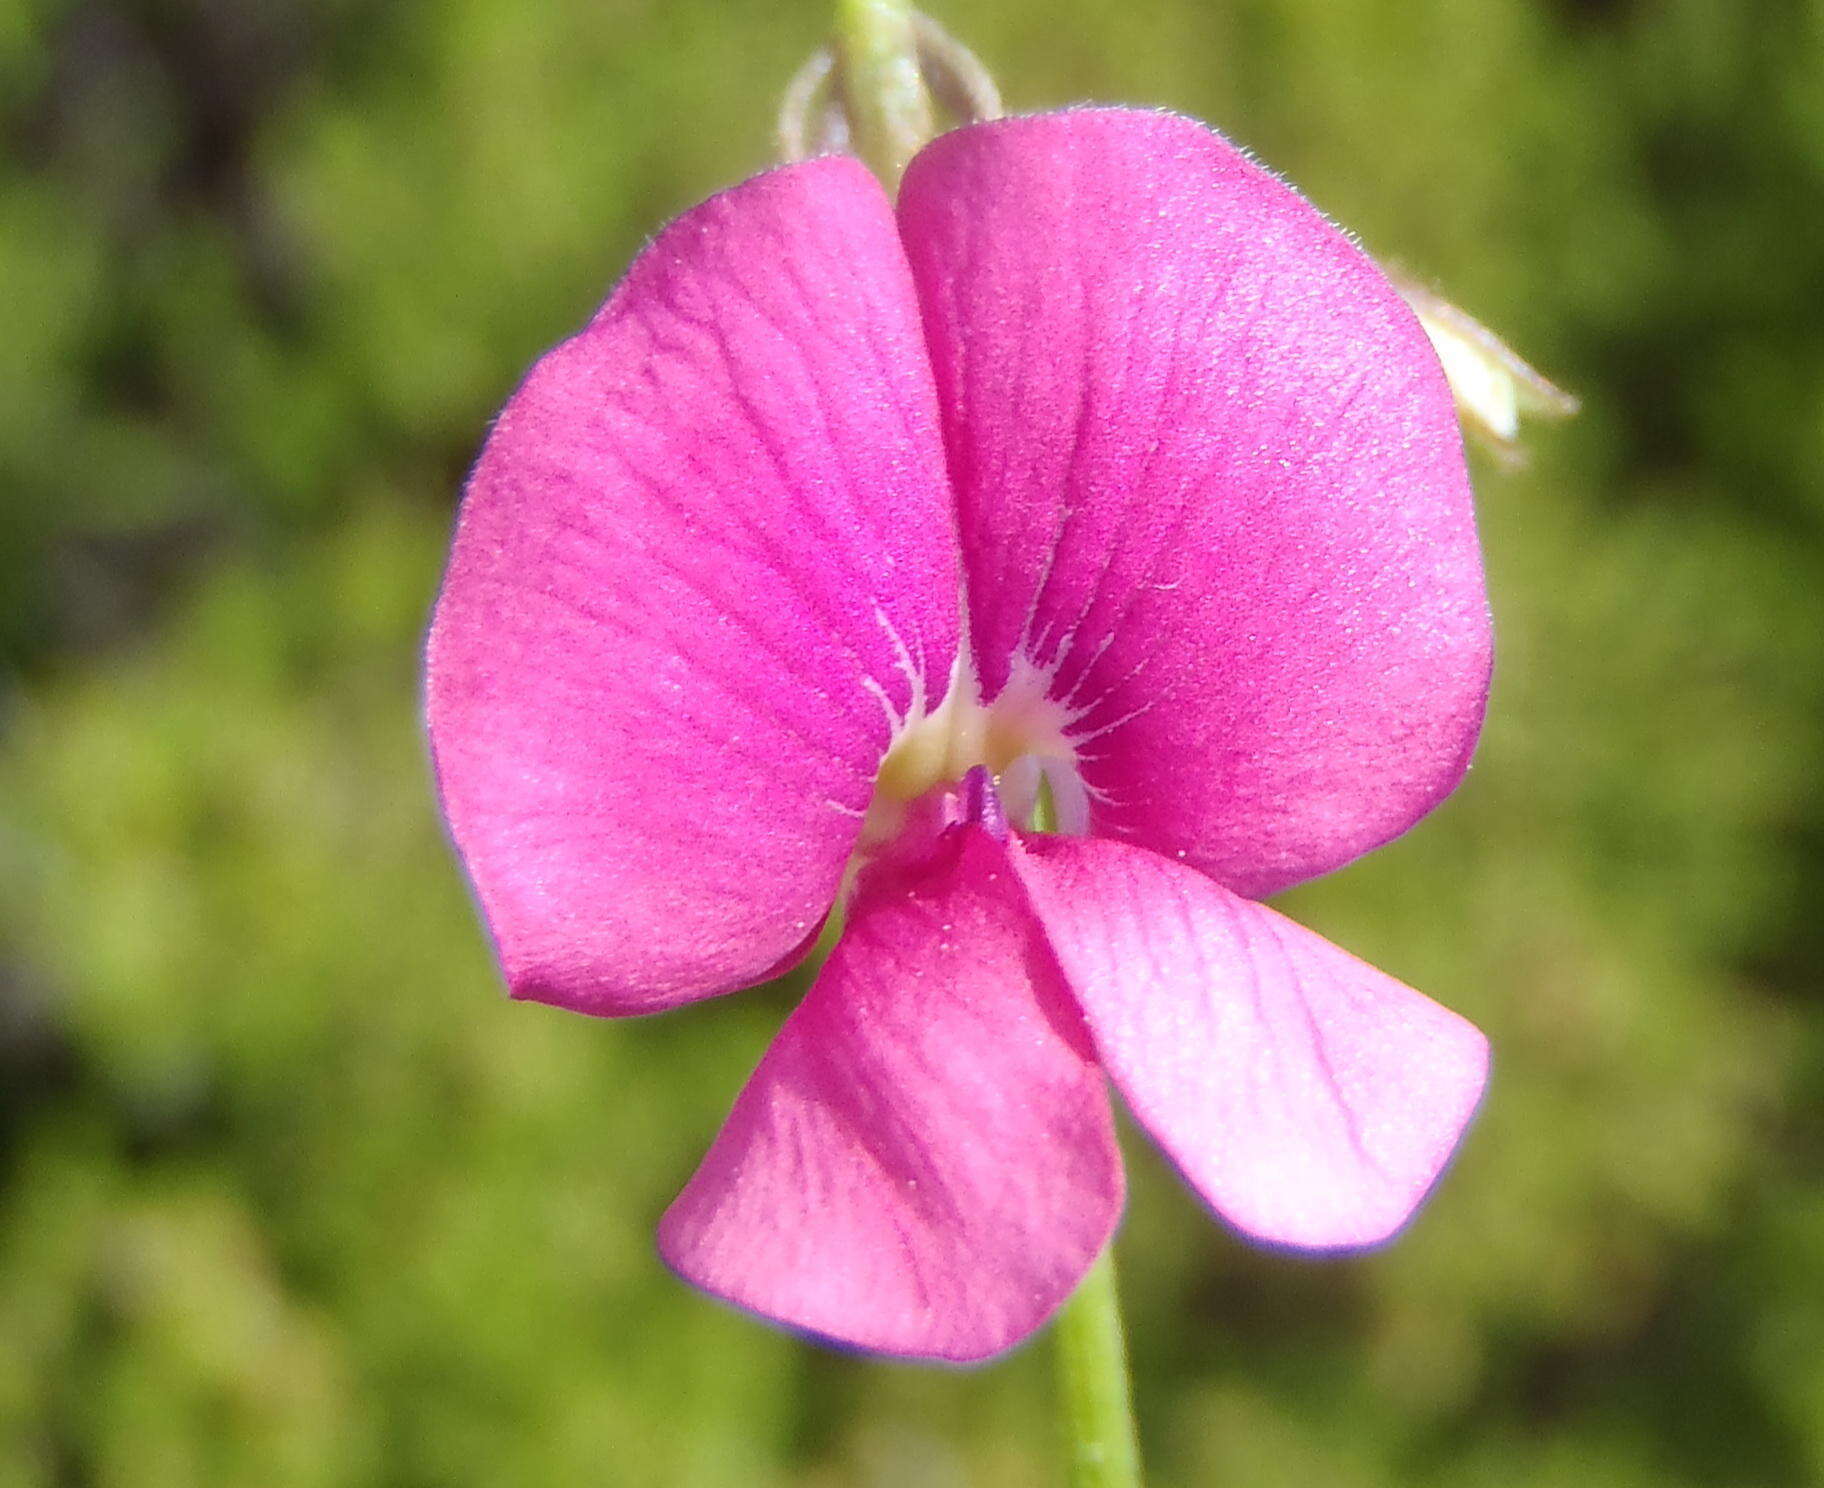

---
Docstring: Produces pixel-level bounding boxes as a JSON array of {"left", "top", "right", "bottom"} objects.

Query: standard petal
[
  {"left": 659, "top": 827, "right": 1122, "bottom": 1362},
  {"left": 1013, "top": 835, "right": 1487, "bottom": 1250},
  {"left": 426, "top": 157, "right": 959, "bottom": 1013},
  {"left": 899, "top": 109, "right": 1491, "bottom": 897}
]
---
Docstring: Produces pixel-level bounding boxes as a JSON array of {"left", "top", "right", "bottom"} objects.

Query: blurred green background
[{"left": 3, "top": 0, "right": 1822, "bottom": 1483}]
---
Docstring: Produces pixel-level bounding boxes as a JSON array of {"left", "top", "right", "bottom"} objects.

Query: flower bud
[{"left": 1393, "top": 274, "right": 1578, "bottom": 466}]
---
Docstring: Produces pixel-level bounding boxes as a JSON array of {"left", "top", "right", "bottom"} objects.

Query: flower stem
[
  {"left": 832, "top": 0, "right": 933, "bottom": 184},
  {"left": 1052, "top": 1245, "right": 1145, "bottom": 1488}
]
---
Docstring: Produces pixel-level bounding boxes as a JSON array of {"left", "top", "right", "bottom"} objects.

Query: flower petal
[
  {"left": 899, "top": 109, "right": 1491, "bottom": 896},
  {"left": 1012, "top": 835, "right": 1487, "bottom": 1249},
  {"left": 427, "top": 157, "right": 960, "bottom": 1013},
  {"left": 659, "top": 827, "right": 1122, "bottom": 1361}
]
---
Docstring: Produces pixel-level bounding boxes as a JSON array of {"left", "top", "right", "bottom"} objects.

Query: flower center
[{"left": 860, "top": 655, "right": 1088, "bottom": 850}]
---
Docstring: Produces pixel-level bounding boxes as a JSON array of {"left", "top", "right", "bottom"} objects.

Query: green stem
[
  {"left": 832, "top": 0, "right": 932, "bottom": 184},
  {"left": 1052, "top": 1246, "right": 1144, "bottom": 1488}
]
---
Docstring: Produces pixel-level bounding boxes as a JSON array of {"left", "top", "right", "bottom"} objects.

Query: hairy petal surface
[
  {"left": 899, "top": 109, "right": 1491, "bottom": 896},
  {"left": 659, "top": 828, "right": 1123, "bottom": 1362},
  {"left": 1013, "top": 835, "right": 1487, "bottom": 1249},
  {"left": 427, "top": 158, "right": 959, "bottom": 1013}
]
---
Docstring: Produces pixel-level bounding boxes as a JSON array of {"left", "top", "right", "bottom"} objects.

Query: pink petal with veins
[
  {"left": 1013, "top": 834, "right": 1487, "bottom": 1249},
  {"left": 660, "top": 824, "right": 1122, "bottom": 1361},
  {"left": 899, "top": 109, "right": 1491, "bottom": 897},
  {"left": 427, "top": 157, "right": 959, "bottom": 1014}
]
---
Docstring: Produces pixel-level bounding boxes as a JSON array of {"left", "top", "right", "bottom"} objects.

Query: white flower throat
[{"left": 860, "top": 651, "right": 1090, "bottom": 849}]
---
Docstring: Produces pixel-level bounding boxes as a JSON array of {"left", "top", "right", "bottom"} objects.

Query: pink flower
[{"left": 426, "top": 109, "right": 1491, "bottom": 1362}]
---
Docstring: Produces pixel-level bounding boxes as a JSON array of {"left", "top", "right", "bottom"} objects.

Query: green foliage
[{"left": 2, "top": 1, "right": 1821, "bottom": 1483}]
